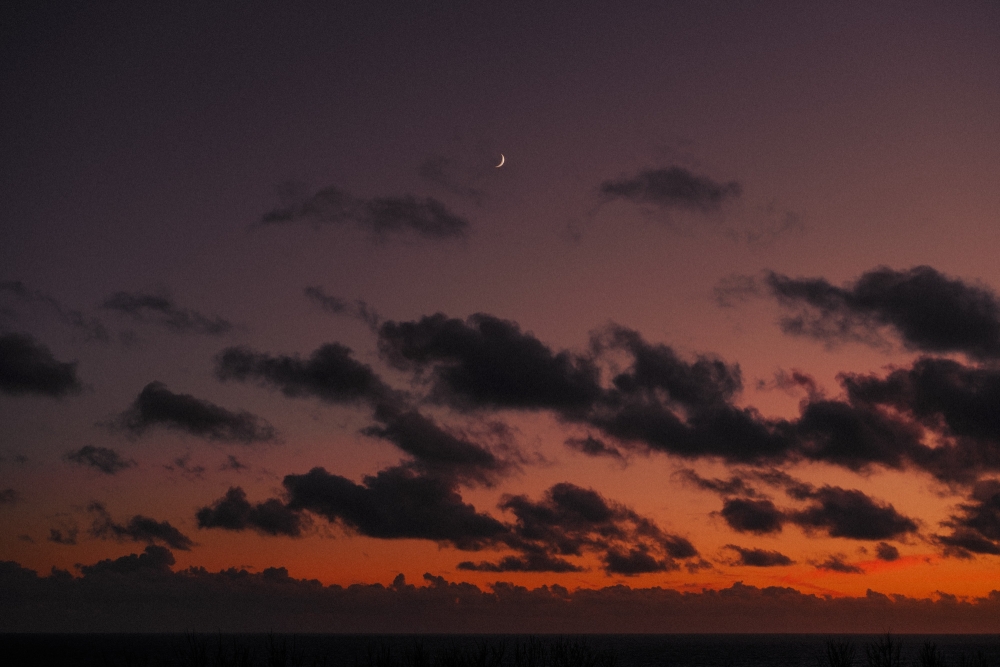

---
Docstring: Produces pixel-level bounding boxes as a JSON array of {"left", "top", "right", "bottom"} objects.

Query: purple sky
[{"left": 3, "top": 1, "right": 1000, "bottom": 632}]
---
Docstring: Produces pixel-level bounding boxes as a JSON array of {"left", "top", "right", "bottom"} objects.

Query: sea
[{"left": 1, "top": 633, "right": 999, "bottom": 667}]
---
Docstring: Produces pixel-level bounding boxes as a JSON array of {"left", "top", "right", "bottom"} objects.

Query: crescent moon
[{"left": 495, "top": 154, "right": 505, "bottom": 168}]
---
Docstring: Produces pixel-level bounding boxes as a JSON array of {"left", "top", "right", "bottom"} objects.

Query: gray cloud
[
  {"left": 220, "top": 455, "right": 247, "bottom": 471},
  {"left": 677, "top": 468, "right": 760, "bottom": 497},
  {"left": 304, "top": 286, "right": 381, "bottom": 330},
  {"left": 165, "top": 454, "right": 206, "bottom": 478},
  {"left": 0, "top": 280, "right": 110, "bottom": 342},
  {"left": 418, "top": 155, "right": 486, "bottom": 203},
  {"left": 102, "top": 291, "right": 232, "bottom": 336},
  {"left": 261, "top": 184, "right": 469, "bottom": 240},
  {"left": 564, "top": 436, "right": 624, "bottom": 461},
  {"left": 48, "top": 527, "right": 78, "bottom": 545},
  {"left": 599, "top": 166, "right": 741, "bottom": 212},
  {"left": 65, "top": 445, "right": 136, "bottom": 475}
]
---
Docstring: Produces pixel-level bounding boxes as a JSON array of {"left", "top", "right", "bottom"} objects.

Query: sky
[{"left": 3, "top": 1, "right": 1000, "bottom": 632}]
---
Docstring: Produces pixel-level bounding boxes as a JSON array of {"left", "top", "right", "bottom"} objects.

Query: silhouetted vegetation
[
  {"left": 0, "top": 634, "right": 616, "bottom": 667},
  {"left": 920, "top": 643, "right": 946, "bottom": 667},
  {"left": 826, "top": 640, "right": 856, "bottom": 667},
  {"left": 3, "top": 633, "right": 1000, "bottom": 667},
  {"left": 866, "top": 634, "right": 902, "bottom": 667}
]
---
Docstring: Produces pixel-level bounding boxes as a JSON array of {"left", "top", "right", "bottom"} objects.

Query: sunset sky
[{"left": 3, "top": 1, "right": 1000, "bottom": 632}]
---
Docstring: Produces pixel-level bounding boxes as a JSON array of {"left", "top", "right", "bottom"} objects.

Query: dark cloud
[
  {"left": 595, "top": 326, "right": 743, "bottom": 405},
  {"left": 215, "top": 339, "right": 509, "bottom": 485},
  {"left": 875, "top": 542, "right": 900, "bottom": 561},
  {"left": 165, "top": 454, "right": 205, "bottom": 478},
  {"left": 843, "top": 358, "right": 1000, "bottom": 482},
  {"left": 747, "top": 468, "right": 817, "bottom": 500},
  {"left": 11, "top": 554, "right": 1000, "bottom": 632},
  {"left": 377, "top": 315, "right": 792, "bottom": 464},
  {"left": 117, "top": 382, "right": 276, "bottom": 444},
  {"left": 216, "top": 343, "right": 393, "bottom": 406},
  {"left": 677, "top": 469, "right": 759, "bottom": 497},
  {"left": 603, "top": 547, "right": 676, "bottom": 575},
  {"left": 564, "top": 436, "right": 624, "bottom": 460},
  {"left": 935, "top": 480, "right": 1000, "bottom": 557},
  {"left": 65, "top": 445, "right": 136, "bottom": 475},
  {"left": 48, "top": 528, "right": 78, "bottom": 545},
  {"left": 196, "top": 487, "right": 302, "bottom": 537},
  {"left": 378, "top": 313, "right": 601, "bottom": 411},
  {"left": 677, "top": 468, "right": 818, "bottom": 503},
  {"left": 582, "top": 326, "right": 792, "bottom": 463},
  {"left": 260, "top": 184, "right": 469, "bottom": 240},
  {"left": 199, "top": 462, "right": 691, "bottom": 576},
  {"left": 936, "top": 528, "right": 1000, "bottom": 557},
  {"left": 816, "top": 555, "right": 865, "bottom": 574},
  {"left": 0, "top": 280, "right": 110, "bottom": 342},
  {"left": 794, "top": 399, "right": 922, "bottom": 471},
  {"left": 760, "top": 369, "right": 821, "bottom": 399},
  {"left": 78, "top": 545, "right": 176, "bottom": 576},
  {"left": 487, "top": 482, "right": 698, "bottom": 575},
  {"left": 0, "top": 332, "right": 81, "bottom": 397},
  {"left": 262, "top": 184, "right": 355, "bottom": 226},
  {"left": 719, "top": 498, "right": 785, "bottom": 535},
  {"left": 791, "top": 487, "right": 918, "bottom": 541},
  {"left": 457, "top": 553, "right": 581, "bottom": 573},
  {"left": 283, "top": 466, "right": 506, "bottom": 550},
  {"left": 102, "top": 291, "right": 232, "bottom": 335},
  {"left": 711, "top": 480, "right": 917, "bottom": 543},
  {"left": 217, "top": 309, "right": 1000, "bottom": 483},
  {"left": 88, "top": 502, "right": 194, "bottom": 551},
  {"left": 763, "top": 266, "right": 1000, "bottom": 359},
  {"left": 713, "top": 274, "right": 761, "bottom": 308},
  {"left": 304, "top": 286, "right": 381, "bottom": 330},
  {"left": 0, "top": 488, "right": 18, "bottom": 505},
  {"left": 724, "top": 545, "right": 794, "bottom": 567},
  {"left": 220, "top": 455, "right": 247, "bottom": 471},
  {"left": 370, "top": 310, "right": 1000, "bottom": 482},
  {"left": 362, "top": 405, "right": 509, "bottom": 485},
  {"left": 365, "top": 196, "right": 469, "bottom": 239},
  {"left": 599, "top": 166, "right": 741, "bottom": 212}
]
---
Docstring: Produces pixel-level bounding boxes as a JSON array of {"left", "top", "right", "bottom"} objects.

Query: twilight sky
[{"left": 3, "top": 1, "right": 1000, "bottom": 632}]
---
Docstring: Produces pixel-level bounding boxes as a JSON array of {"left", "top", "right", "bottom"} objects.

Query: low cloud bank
[{"left": 3, "top": 547, "right": 1000, "bottom": 633}]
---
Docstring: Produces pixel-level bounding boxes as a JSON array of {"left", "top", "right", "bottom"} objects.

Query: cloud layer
[{"left": 5, "top": 549, "right": 1000, "bottom": 633}]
